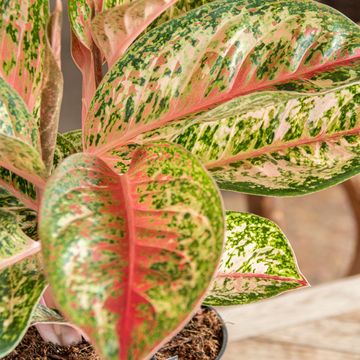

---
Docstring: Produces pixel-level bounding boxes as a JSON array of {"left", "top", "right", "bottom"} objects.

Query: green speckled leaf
[
  {"left": 0, "top": 168, "right": 37, "bottom": 211},
  {"left": 61, "top": 130, "right": 83, "bottom": 151},
  {"left": 146, "top": 0, "right": 212, "bottom": 30},
  {"left": 138, "top": 63, "right": 360, "bottom": 195},
  {"left": 204, "top": 212, "right": 308, "bottom": 306},
  {"left": 68, "top": 0, "right": 97, "bottom": 50},
  {"left": 39, "top": 142, "right": 224, "bottom": 360},
  {"left": 0, "top": 254, "right": 46, "bottom": 357},
  {"left": 0, "top": 77, "right": 46, "bottom": 189},
  {"left": 0, "top": 187, "right": 39, "bottom": 270},
  {"left": 85, "top": 0, "right": 360, "bottom": 195},
  {"left": 100, "top": 0, "right": 213, "bottom": 31},
  {"left": 53, "top": 130, "right": 83, "bottom": 170},
  {"left": 31, "top": 304, "right": 65, "bottom": 325},
  {"left": 0, "top": 0, "right": 49, "bottom": 122}
]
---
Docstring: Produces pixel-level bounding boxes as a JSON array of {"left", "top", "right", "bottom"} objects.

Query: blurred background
[{"left": 58, "top": 0, "right": 360, "bottom": 286}]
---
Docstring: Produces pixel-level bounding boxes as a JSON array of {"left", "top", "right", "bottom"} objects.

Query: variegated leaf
[
  {"left": 100, "top": 0, "right": 212, "bottom": 31},
  {"left": 137, "top": 63, "right": 360, "bottom": 195},
  {"left": 0, "top": 254, "right": 46, "bottom": 357},
  {"left": 0, "top": 187, "right": 38, "bottom": 269},
  {"left": 91, "top": 0, "right": 178, "bottom": 68},
  {"left": 84, "top": 0, "right": 360, "bottom": 195},
  {"left": 69, "top": 0, "right": 210, "bottom": 122},
  {"left": 53, "top": 130, "right": 83, "bottom": 169},
  {"left": 0, "top": 0, "right": 49, "bottom": 122},
  {"left": 31, "top": 304, "right": 65, "bottom": 324},
  {"left": 0, "top": 168, "right": 37, "bottom": 211},
  {"left": 68, "top": 0, "right": 99, "bottom": 50},
  {"left": 40, "top": 0, "right": 64, "bottom": 173},
  {"left": 60, "top": 129, "right": 83, "bottom": 151},
  {"left": 0, "top": 77, "right": 46, "bottom": 189},
  {"left": 69, "top": 0, "right": 104, "bottom": 123},
  {"left": 204, "top": 212, "right": 308, "bottom": 306},
  {"left": 146, "top": 0, "right": 211, "bottom": 29},
  {"left": 39, "top": 142, "right": 224, "bottom": 360},
  {"left": 70, "top": 0, "right": 211, "bottom": 60},
  {"left": 32, "top": 302, "right": 84, "bottom": 346}
]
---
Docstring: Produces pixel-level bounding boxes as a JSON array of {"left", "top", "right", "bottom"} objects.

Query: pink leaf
[
  {"left": 91, "top": 0, "right": 178, "bottom": 68},
  {"left": 83, "top": 0, "right": 360, "bottom": 154},
  {"left": 0, "top": 0, "right": 49, "bottom": 116}
]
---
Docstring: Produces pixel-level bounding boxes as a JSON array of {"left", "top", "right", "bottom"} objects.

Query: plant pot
[{"left": 151, "top": 306, "right": 228, "bottom": 360}]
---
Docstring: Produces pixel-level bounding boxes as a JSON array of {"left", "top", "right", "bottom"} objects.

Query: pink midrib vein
[
  {"left": 91, "top": 55, "right": 360, "bottom": 156},
  {"left": 206, "top": 126, "right": 360, "bottom": 169},
  {"left": 118, "top": 173, "right": 136, "bottom": 358}
]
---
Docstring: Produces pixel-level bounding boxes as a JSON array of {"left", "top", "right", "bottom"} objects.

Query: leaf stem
[{"left": 93, "top": 43, "right": 103, "bottom": 88}]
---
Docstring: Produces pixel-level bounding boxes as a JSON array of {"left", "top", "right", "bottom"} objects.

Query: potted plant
[{"left": 0, "top": 0, "right": 359, "bottom": 359}]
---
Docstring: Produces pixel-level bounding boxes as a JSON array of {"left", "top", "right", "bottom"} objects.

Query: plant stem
[{"left": 93, "top": 43, "right": 103, "bottom": 88}]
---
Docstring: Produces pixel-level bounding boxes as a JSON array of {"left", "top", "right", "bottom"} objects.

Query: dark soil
[
  {"left": 5, "top": 307, "right": 224, "bottom": 360},
  {"left": 4, "top": 327, "right": 100, "bottom": 360},
  {"left": 154, "top": 307, "right": 224, "bottom": 360}
]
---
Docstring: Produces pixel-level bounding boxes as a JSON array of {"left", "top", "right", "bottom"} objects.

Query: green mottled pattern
[
  {"left": 0, "top": 0, "right": 48, "bottom": 121},
  {"left": 70, "top": 0, "right": 209, "bottom": 61},
  {"left": 101, "top": 0, "right": 214, "bottom": 31},
  {"left": 0, "top": 216, "right": 35, "bottom": 262},
  {"left": 68, "top": 0, "right": 93, "bottom": 49},
  {"left": 147, "top": 0, "right": 212, "bottom": 30},
  {"left": 61, "top": 130, "right": 83, "bottom": 152},
  {"left": 0, "top": 187, "right": 37, "bottom": 238},
  {"left": 204, "top": 212, "right": 307, "bottom": 306},
  {"left": 0, "top": 254, "right": 46, "bottom": 357},
  {"left": 53, "top": 130, "right": 83, "bottom": 170},
  {"left": 0, "top": 208, "right": 37, "bottom": 265},
  {"left": 205, "top": 276, "right": 302, "bottom": 306},
  {"left": 0, "top": 167, "right": 36, "bottom": 201},
  {"left": 31, "top": 304, "right": 65, "bottom": 325},
  {"left": 85, "top": 0, "right": 360, "bottom": 151},
  {"left": 39, "top": 142, "right": 224, "bottom": 360},
  {"left": 0, "top": 77, "right": 46, "bottom": 181},
  {"left": 136, "top": 63, "right": 360, "bottom": 195}
]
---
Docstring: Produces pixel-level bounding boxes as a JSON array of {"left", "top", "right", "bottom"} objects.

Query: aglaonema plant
[{"left": 0, "top": 0, "right": 359, "bottom": 359}]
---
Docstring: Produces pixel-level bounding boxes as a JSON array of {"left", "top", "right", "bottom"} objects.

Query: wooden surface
[{"left": 218, "top": 275, "right": 360, "bottom": 360}]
